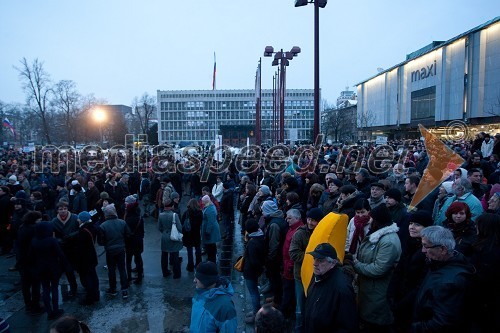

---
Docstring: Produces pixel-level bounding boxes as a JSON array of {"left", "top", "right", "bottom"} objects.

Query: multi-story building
[
  {"left": 356, "top": 16, "right": 500, "bottom": 140},
  {"left": 156, "top": 89, "right": 314, "bottom": 146}
]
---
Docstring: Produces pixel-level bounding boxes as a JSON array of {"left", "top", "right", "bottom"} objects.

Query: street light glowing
[{"left": 93, "top": 109, "right": 106, "bottom": 123}]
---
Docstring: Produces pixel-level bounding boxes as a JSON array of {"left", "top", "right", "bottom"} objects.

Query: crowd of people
[{"left": 0, "top": 131, "right": 499, "bottom": 332}]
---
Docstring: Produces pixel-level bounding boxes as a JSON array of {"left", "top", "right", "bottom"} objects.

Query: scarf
[{"left": 349, "top": 214, "right": 371, "bottom": 254}]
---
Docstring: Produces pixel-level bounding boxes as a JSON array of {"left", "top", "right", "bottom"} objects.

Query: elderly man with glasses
[{"left": 411, "top": 226, "right": 475, "bottom": 333}]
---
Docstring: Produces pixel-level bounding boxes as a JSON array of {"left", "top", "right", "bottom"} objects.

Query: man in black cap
[
  {"left": 385, "top": 188, "right": 408, "bottom": 242},
  {"left": 303, "top": 243, "right": 358, "bottom": 333}
]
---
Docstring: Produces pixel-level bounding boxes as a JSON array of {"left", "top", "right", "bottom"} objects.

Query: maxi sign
[{"left": 411, "top": 60, "right": 437, "bottom": 82}]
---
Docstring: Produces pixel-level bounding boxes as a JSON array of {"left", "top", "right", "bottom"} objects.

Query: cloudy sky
[{"left": 1, "top": 0, "right": 498, "bottom": 106}]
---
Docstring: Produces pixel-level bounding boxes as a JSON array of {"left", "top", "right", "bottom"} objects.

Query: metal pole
[
  {"left": 256, "top": 58, "right": 262, "bottom": 146},
  {"left": 313, "top": 0, "right": 320, "bottom": 141},
  {"left": 280, "top": 52, "right": 285, "bottom": 144}
]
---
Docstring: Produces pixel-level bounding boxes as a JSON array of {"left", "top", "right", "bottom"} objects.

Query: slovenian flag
[
  {"left": 2, "top": 118, "right": 15, "bottom": 137},
  {"left": 212, "top": 52, "right": 216, "bottom": 90}
]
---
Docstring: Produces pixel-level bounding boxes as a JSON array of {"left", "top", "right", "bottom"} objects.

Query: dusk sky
[{"left": 1, "top": 0, "right": 498, "bottom": 107}]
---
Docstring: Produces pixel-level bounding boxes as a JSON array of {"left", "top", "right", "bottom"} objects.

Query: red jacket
[{"left": 282, "top": 220, "right": 303, "bottom": 280}]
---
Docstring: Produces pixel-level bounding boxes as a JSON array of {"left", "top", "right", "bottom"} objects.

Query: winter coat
[
  {"left": 354, "top": 223, "right": 402, "bottom": 326},
  {"left": 282, "top": 220, "right": 302, "bottom": 280},
  {"left": 263, "top": 211, "right": 287, "bottom": 266},
  {"left": 189, "top": 277, "right": 238, "bottom": 333},
  {"left": 201, "top": 204, "right": 221, "bottom": 245},
  {"left": 124, "top": 203, "right": 144, "bottom": 253},
  {"left": 98, "top": 216, "right": 131, "bottom": 255},
  {"left": 158, "top": 209, "right": 183, "bottom": 252},
  {"left": 411, "top": 252, "right": 475, "bottom": 333},
  {"left": 74, "top": 223, "right": 98, "bottom": 271},
  {"left": 30, "top": 221, "right": 66, "bottom": 280},
  {"left": 289, "top": 225, "right": 313, "bottom": 281},
  {"left": 243, "top": 230, "right": 266, "bottom": 280},
  {"left": 181, "top": 208, "right": 202, "bottom": 247},
  {"left": 304, "top": 267, "right": 359, "bottom": 333}
]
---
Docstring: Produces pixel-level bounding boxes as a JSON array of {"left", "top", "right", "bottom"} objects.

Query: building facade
[
  {"left": 156, "top": 89, "right": 314, "bottom": 146},
  {"left": 356, "top": 17, "right": 500, "bottom": 139}
]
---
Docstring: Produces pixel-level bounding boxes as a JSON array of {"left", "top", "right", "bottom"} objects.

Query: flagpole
[{"left": 213, "top": 52, "right": 218, "bottom": 143}]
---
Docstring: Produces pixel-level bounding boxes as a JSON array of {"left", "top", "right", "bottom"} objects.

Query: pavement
[{"left": 0, "top": 195, "right": 256, "bottom": 333}]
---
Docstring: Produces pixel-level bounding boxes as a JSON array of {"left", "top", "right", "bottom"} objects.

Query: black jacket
[
  {"left": 304, "top": 267, "right": 359, "bottom": 333},
  {"left": 411, "top": 252, "right": 475, "bottom": 333},
  {"left": 243, "top": 231, "right": 266, "bottom": 280}
]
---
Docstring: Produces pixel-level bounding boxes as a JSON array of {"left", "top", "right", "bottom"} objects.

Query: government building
[
  {"left": 356, "top": 16, "right": 500, "bottom": 140},
  {"left": 156, "top": 89, "right": 314, "bottom": 146}
]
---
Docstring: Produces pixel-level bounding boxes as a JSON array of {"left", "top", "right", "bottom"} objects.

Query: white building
[
  {"left": 356, "top": 17, "right": 500, "bottom": 139},
  {"left": 156, "top": 89, "right": 314, "bottom": 146}
]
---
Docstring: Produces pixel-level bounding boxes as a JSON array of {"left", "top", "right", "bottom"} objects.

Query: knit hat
[
  {"left": 103, "top": 204, "right": 117, "bottom": 218},
  {"left": 125, "top": 195, "right": 137, "bottom": 204},
  {"left": 71, "top": 180, "right": 79, "bottom": 186},
  {"left": 306, "top": 207, "right": 324, "bottom": 222},
  {"left": 259, "top": 185, "right": 271, "bottom": 196},
  {"left": 100, "top": 191, "right": 110, "bottom": 200},
  {"left": 201, "top": 195, "right": 211, "bottom": 204},
  {"left": 370, "top": 204, "right": 392, "bottom": 225},
  {"left": 8, "top": 175, "right": 17, "bottom": 182},
  {"left": 72, "top": 184, "right": 82, "bottom": 192},
  {"left": 170, "top": 192, "right": 180, "bottom": 200},
  {"left": 195, "top": 262, "right": 219, "bottom": 288},
  {"left": 262, "top": 200, "right": 278, "bottom": 216},
  {"left": 408, "top": 210, "right": 434, "bottom": 227},
  {"left": 331, "top": 179, "right": 343, "bottom": 188},
  {"left": 78, "top": 211, "right": 92, "bottom": 223},
  {"left": 15, "top": 190, "right": 28, "bottom": 201},
  {"left": 385, "top": 188, "right": 402, "bottom": 202}
]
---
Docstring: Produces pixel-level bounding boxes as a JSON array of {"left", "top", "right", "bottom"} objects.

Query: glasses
[{"left": 422, "top": 244, "right": 442, "bottom": 249}]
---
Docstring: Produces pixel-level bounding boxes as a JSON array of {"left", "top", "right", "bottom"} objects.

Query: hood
[
  {"left": 34, "top": 221, "right": 54, "bottom": 239},
  {"left": 268, "top": 209, "right": 284, "bottom": 219},
  {"left": 368, "top": 223, "right": 399, "bottom": 243}
]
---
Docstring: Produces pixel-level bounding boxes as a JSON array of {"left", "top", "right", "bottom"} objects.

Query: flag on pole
[
  {"left": 2, "top": 118, "right": 15, "bottom": 137},
  {"left": 212, "top": 52, "right": 216, "bottom": 90}
]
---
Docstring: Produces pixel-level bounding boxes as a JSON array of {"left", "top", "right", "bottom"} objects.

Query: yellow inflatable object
[{"left": 301, "top": 212, "right": 349, "bottom": 295}]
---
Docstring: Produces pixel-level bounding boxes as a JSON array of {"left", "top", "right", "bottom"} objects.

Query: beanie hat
[
  {"left": 71, "top": 180, "right": 79, "bottom": 186},
  {"left": 15, "top": 190, "right": 28, "bottom": 201},
  {"left": 103, "top": 204, "right": 117, "bottom": 218},
  {"left": 259, "top": 185, "right": 271, "bottom": 196},
  {"left": 385, "top": 188, "right": 402, "bottom": 202},
  {"left": 125, "top": 195, "right": 137, "bottom": 204},
  {"left": 170, "top": 192, "right": 180, "bottom": 200},
  {"left": 9, "top": 175, "right": 17, "bottom": 182},
  {"left": 72, "top": 184, "right": 82, "bottom": 192},
  {"left": 262, "top": 200, "right": 278, "bottom": 216},
  {"left": 201, "top": 195, "right": 211, "bottom": 204},
  {"left": 370, "top": 204, "right": 392, "bottom": 226},
  {"left": 78, "top": 211, "right": 92, "bottom": 223},
  {"left": 100, "top": 191, "right": 110, "bottom": 200},
  {"left": 408, "top": 210, "right": 434, "bottom": 227},
  {"left": 306, "top": 207, "right": 324, "bottom": 222},
  {"left": 195, "top": 262, "right": 219, "bottom": 288},
  {"left": 330, "top": 179, "right": 344, "bottom": 188}
]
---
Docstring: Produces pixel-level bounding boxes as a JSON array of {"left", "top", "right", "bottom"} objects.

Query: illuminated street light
[{"left": 93, "top": 108, "right": 107, "bottom": 143}]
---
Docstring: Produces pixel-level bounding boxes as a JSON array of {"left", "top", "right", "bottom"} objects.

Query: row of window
[
  {"left": 159, "top": 110, "right": 314, "bottom": 121},
  {"left": 158, "top": 92, "right": 314, "bottom": 99},
  {"left": 159, "top": 100, "right": 314, "bottom": 111}
]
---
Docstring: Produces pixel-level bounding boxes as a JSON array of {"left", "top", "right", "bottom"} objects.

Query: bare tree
[
  {"left": 132, "top": 93, "right": 156, "bottom": 135},
  {"left": 357, "top": 108, "right": 376, "bottom": 141},
  {"left": 486, "top": 89, "right": 500, "bottom": 117},
  {"left": 52, "top": 80, "right": 81, "bottom": 144},
  {"left": 15, "top": 58, "right": 53, "bottom": 144}
]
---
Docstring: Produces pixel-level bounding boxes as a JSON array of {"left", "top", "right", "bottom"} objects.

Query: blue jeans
[
  {"left": 106, "top": 250, "right": 128, "bottom": 291},
  {"left": 295, "top": 280, "right": 305, "bottom": 333},
  {"left": 245, "top": 278, "right": 261, "bottom": 315}
]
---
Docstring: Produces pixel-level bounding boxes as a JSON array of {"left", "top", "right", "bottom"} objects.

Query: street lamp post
[
  {"left": 264, "top": 46, "right": 301, "bottom": 144},
  {"left": 295, "top": 0, "right": 327, "bottom": 141}
]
